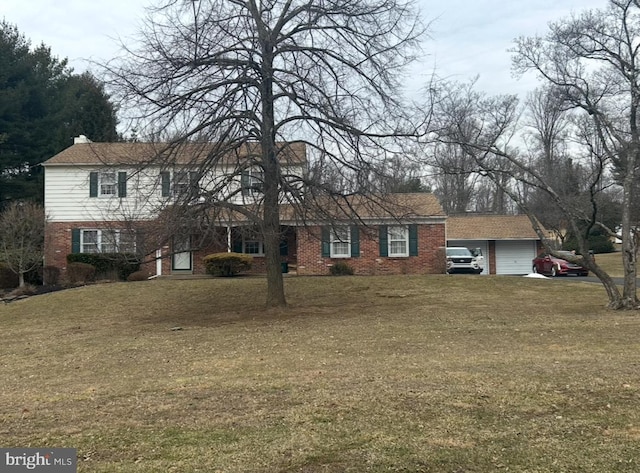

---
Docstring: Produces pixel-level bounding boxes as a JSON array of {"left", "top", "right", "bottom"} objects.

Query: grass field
[{"left": 1, "top": 274, "right": 639, "bottom": 472}]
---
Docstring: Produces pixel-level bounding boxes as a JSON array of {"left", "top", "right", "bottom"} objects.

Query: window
[
  {"left": 173, "top": 172, "right": 190, "bottom": 196},
  {"left": 81, "top": 230, "right": 99, "bottom": 253},
  {"left": 388, "top": 226, "right": 409, "bottom": 257},
  {"left": 160, "top": 171, "right": 199, "bottom": 199},
  {"left": 79, "top": 229, "right": 136, "bottom": 253},
  {"left": 379, "top": 224, "right": 417, "bottom": 257},
  {"left": 241, "top": 168, "right": 264, "bottom": 196},
  {"left": 243, "top": 239, "right": 264, "bottom": 255},
  {"left": 89, "top": 171, "right": 127, "bottom": 198},
  {"left": 330, "top": 227, "right": 351, "bottom": 258},
  {"left": 100, "top": 172, "right": 117, "bottom": 196}
]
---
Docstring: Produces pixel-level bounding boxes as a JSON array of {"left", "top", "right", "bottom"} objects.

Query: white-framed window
[
  {"left": 241, "top": 168, "right": 264, "bottom": 196},
  {"left": 90, "top": 171, "right": 126, "bottom": 198},
  {"left": 243, "top": 239, "right": 264, "bottom": 255},
  {"left": 160, "top": 171, "right": 199, "bottom": 199},
  {"left": 330, "top": 227, "right": 351, "bottom": 258},
  {"left": 388, "top": 226, "right": 409, "bottom": 257},
  {"left": 80, "top": 229, "right": 136, "bottom": 253},
  {"left": 173, "top": 171, "right": 191, "bottom": 197},
  {"left": 99, "top": 171, "right": 117, "bottom": 196},
  {"left": 81, "top": 230, "right": 99, "bottom": 253}
]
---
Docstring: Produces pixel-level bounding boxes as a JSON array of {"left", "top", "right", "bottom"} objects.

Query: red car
[{"left": 532, "top": 251, "right": 589, "bottom": 277}]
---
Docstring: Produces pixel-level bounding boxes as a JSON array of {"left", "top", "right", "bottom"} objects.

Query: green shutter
[
  {"left": 232, "top": 237, "right": 243, "bottom": 253},
  {"left": 379, "top": 225, "right": 388, "bottom": 257},
  {"left": 189, "top": 171, "right": 199, "bottom": 194},
  {"left": 118, "top": 172, "right": 127, "bottom": 198},
  {"left": 241, "top": 171, "right": 250, "bottom": 195},
  {"left": 321, "top": 227, "right": 330, "bottom": 257},
  {"left": 280, "top": 239, "right": 289, "bottom": 256},
  {"left": 89, "top": 172, "right": 98, "bottom": 197},
  {"left": 71, "top": 228, "right": 81, "bottom": 253},
  {"left": 409, "top": 224, "right": 418, "bottom": 256},
  {"left": 161, "top": 172, "right": 170, "bottom": 197},
  {"left": 350, "top": 226, "right": 360, "bottom": 258}
]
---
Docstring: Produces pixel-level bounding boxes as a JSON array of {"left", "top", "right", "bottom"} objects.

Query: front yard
[{"left": 1, "top": 275, "right": 639, "bottom": 472}]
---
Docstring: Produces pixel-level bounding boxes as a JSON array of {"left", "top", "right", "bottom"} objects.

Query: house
[
  {"left": 446, "top": 215, "right": 544, "bottom": 275},
  {"left": 43, "top": 137, "right": 447, "bottom": 277}
]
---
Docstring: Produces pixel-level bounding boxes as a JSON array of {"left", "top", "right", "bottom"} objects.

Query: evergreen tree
[{"left": 0, "top": 21, "right": 118, "bottom": 206}]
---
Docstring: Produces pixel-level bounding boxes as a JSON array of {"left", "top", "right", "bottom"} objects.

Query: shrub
[
  {"left": 329, "top": 261, "right": 354, "bottom": 276},
  {"left": 66, "top": 262, "right": 96, "bottom": 285},
  {"left": 0, "top": 263, "right": 19, "bottom": 289},
  {"left": 67, "top": 253, "right": 141, "bottom": 280},
  {"left": 563, "top": 226, "right": 615, "bottom": 255},
  {"left": 203, "top": 252, "right": 252, "bottom": 277},
  {"left": 433, "top": 247, "right": 448, "bottom": 274},
  {"left": 127, "top": 270, "right": 149, "bottom": 282},
  {"left": 43, "top": 266, "right": 61, "bottom": 286}
]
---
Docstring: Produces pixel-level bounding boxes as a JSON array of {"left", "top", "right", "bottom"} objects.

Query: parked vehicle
[
  {"left": 532, "top": 251, "right": 589, "bottom": 277},
  {"left": 446, "top": 247, "right": 484, "bottom": 274}
]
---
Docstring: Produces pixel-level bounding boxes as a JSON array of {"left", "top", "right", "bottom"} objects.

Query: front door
[{"left": 172, "top": 235, "right": 192, "bottom": 271}]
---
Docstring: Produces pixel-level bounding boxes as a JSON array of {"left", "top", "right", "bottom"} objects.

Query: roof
[
  {"left": 168, "top": 193, "right": 445, "bottom": 226},
  {"left": 43, "top": 141, "right": 307, "bottom": 166},
  {"left": 447, "top": 214, "right": 541, "bottom": 240},
  {"left": 299, "top": 193, "right": 445, "bottom": 221}
]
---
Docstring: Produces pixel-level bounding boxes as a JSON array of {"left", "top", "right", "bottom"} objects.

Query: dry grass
[
  {"left": 593, "top": 250, "right": 625, "bottom": 277},
  {"left": 1, "top": 275, "right": 640, "bottom": 472}
]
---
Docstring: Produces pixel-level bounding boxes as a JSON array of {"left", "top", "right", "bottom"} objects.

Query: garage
[
  {"left": 495, "top": 240, "right": 537, "bottom": 275},
  {"left": 447, "top": 239, "right": 489, "bottom": 274}
]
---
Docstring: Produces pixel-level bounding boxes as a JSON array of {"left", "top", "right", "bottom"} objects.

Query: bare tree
[
  {"left": 512, "top": 0, "right": 640, "bottom": 309},
  {"left": 431, "top": 76, "right": 630, "bottom": 309},
  {"left": 105, "top": 0, "right": 425, "bottom": 307},
  {"left": 430, "top": 142, "right": 478, "bottom": 214},
  {"left": 0, "top": 201, "right": 45, "bottom": 287},
  {"left": 522, "top": 86, "right": 590, "bottom": 239}
]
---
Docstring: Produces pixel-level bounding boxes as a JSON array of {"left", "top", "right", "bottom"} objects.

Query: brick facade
[
  {"left": 45, "top": 221, "right": 299, "bottom": 277},
  {"left": 46, "top": 221, "right": 445, "bottom": 277},
  {"left": 296, "top": 224, "right": 446, "bottom": 276}
]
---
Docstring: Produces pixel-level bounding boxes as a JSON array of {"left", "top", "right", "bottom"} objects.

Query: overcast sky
[{"left": 3, "top": 0, "right": 607, "bottom": 98}]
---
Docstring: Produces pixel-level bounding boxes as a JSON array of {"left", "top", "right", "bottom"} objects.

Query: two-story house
[{"left": 43, "top": 136, "right": 448, "bottom": 277}]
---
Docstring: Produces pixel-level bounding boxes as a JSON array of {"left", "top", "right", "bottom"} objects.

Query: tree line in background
[{"left": 0, "top": 20, "right": 119, "bottom": 206}]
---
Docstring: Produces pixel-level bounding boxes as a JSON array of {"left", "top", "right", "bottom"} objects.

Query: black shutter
[
  {"left": 89, "top": 172, "right": 98, "bottom": 197},
  {"left": 350, "top": 226, "right": 360, "bottom": 257},
  {"left": 409, "top": 224, "right": 418, "bottom": 256},
  {"left": 321, "top": 227, "right": 330, "bottom": 257},
  {"left": 280, "top": 239, "right": 289, "bottom": 256},
  {"left": 71, "top": 228, "right": 81, "bottom": 253},
  {"left": 161, "top": 172, "right": 171, "bottom": 197},
  {"left": 379, "top": 225, "right": 388, "bottom": 257},
  {"left": 118, "top": 172, "right": 127, "bottom": 198}
]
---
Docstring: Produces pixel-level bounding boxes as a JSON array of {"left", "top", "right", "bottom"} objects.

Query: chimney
[{"left": 74, "top": 135, "right": 91, "bottom": 144}]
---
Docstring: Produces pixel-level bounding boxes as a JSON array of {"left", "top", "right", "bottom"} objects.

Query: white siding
[
  {"left": 495, "top": 241, "right": 537, "bottom": 275},
  {"left": 45, "top": 166, "right": 163, "bottom": 222},
  {"left": 45, "top": 163, "right": 306, "bottom": 222}
]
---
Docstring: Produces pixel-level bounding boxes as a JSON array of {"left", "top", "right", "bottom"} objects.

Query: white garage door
[
  {"left": 495, "top": 240, "right": 536, "bottom": 275},
  {"left": 448, "top": 240, "right": 490, "bottom": 274}
]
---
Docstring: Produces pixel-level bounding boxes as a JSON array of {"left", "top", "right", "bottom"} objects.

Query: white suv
[{"left": 446, "top": 247, "right": 484, "bottom": 274}]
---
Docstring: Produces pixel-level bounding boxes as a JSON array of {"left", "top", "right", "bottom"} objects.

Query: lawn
[{"left": 1, "top": 275, "right": 639, "bottom": 472}]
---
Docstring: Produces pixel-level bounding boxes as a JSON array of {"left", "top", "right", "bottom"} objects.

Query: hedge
[
  {"left": 67, "top": 253, "right": 141, "bottom": 280},
  {"left": 203, "top": 252, "right": 252, "bottom": 277}
]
